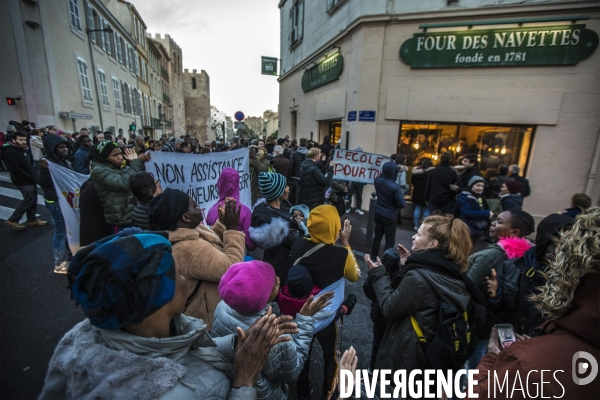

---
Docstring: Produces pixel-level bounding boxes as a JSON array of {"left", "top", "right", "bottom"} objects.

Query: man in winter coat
[
  {"left": 371, "top": 161, "right": 406, "bottom": 259},
  {"left": 425, "top": 151, "right": 458, "bottom": 214},
  {"left": 79, "top": 177, "right": 113, "bottom": 246},
  {"left": 457, "top": 154, "right": 482, "bottom": 190},
  {"left": 29, "top": 129, "right": 45, "bottom": 166},
  {"left": 272, "top": 145, "right": 291, "bottom": 181},
  {"left": 3, "top": 131, "right": 47, "bottom": 231},
  {"left": 148, "top": 189, "right": 245, "bottom": 330},
  {"left": 508, "top": 164, "right": 531, "bottom": 199},
  {"left": 37, "top": 135, "right": 76, "bottom": 273},
  {"left": 472, "top": 209, "right": 599, "bottom": 399},
  {"left": 290, "top": 138, "right": 308, "bottom": 179},
  {"left": 318, "top": 135, "right": 334, "bottom": 162},
  {"left": 299, "top": 148, "right": 333, "bottom": 209},
  {"left": 72, "top": 135, "right": 92, "bottom": 174}
]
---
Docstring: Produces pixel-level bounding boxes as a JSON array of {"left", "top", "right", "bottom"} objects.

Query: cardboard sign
[{"left": 332, "top": 149, "right": 390, "bottom": 184}]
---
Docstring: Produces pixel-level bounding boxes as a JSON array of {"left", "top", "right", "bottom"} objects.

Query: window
[
  {"left": 192, "top": 77, "right": 196, "bottom": 89},
  {"left": 397, "top": 122, "right": 535, "bottom": 173},
  {"left": 144, "top": 95, "right": 150, "bottom": 125},
  {"left": 137, "top": 90, "right": 143, "bottom": 117},
  {"left": 85, "top": 3, "right": 94, "bottom": 42},
  {"left": 120, "top": 37, "right": 126, "bottom": 64},
  {"left": 76, "top": 57, "right": 93, "bottom": 103},
  {"left": 103, "top": 20, "right": 111, "bottom": 55},
  {"left": 98, "top": 69, "right": 110, "bottom": 106},
  {"left": 98, "top": 16, "right": 105, "bottom": 50},
  {"left": 69, "top": 0, "right": 82, "bottom": 31},
  {"left": 141, "top": 60, "right": 147, "bottom": 82},
  {"left": 289, "top": 0, "right": 304, "bottom": 47},
  {"left": 112, "top": 77, "right": 121, "bottom": 109},
  {"left": 134, "top": 52, "right": 140, "bottom": 76},
  {"left": 327, "top": 0, "right": 346, "bottom": 12},
  {"left": 127, "top": 45, "right": 133, "bottom": 71},
  {"left": 121, "top": 82, "right": 129, "bottom": 113},
  {"left": 128, "top": 84, "right": 134, "bottom": 113}
]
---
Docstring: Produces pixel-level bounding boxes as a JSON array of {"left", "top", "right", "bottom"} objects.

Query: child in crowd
[
  {"left": 129, "top": 172, "right": 162, "bottom": 230},
  {"left": 290, "top": 204, "right": 310, "bottom": 236},
  {"left": 211, "top": 261, "right": 334, "bottom": 400},
  {"left": 278, "top": 264, "right": 357, "bottom": 319}
]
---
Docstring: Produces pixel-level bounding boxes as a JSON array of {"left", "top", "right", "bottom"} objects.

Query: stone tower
[{"left": 182, "top": 69, "right": 210, "bottom": 142}]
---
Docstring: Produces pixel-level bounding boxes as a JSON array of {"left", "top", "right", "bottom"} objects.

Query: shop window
[{"left": 397, "top": 122, "right": 534, "bottom": 174}]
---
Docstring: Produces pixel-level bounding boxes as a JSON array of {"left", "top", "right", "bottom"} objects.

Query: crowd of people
[{"left": 1, "top": 119, "right": 599, "bottom": 399}]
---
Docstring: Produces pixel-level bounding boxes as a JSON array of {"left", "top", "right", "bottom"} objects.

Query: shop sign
[
  {"left": 359, "top": 111, "right": 376, "bottom": 122},
  {"left": 347, "top": 111, "right": 357, "bottom": 121},
  {"left": 261, "top": 56, "right": 278, "bottom": 75},
  {"left": 400, "top": 24, "right": 598, "bottom": 68},
  {"left": 301, "top": 53, "right": 343, "bottom": 92}
]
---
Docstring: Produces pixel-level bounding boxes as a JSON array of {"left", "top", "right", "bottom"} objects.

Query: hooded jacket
[
  {"left": 167, "top": 221, "right": 245, "bottom": 330},
  {"left": 369, "top": 250, "right": 485, "bottom": 374},
  {"left": 3, "top": 142, "right": 37, "bottom": 186},
  {"left": 206, "top": 168, "right": 255, "bottom": 250},
  {"left": 411, "top": 167, "right": 434, "bottom": 206},
  {"left": 72, "top": 145, "right": 91, "bottom": 174},
  {"left": 500, "top": 192, "right": 523, "bottom": 211},
  {"left": 457, "top": 190, "right": 492, "bottom": 235},
  {"left": 299, "top": 158, "right": 333, "bottom": 207},
  {"left": 290, "top": 147, "right": 308, "bottom": 178},
  {"left": 278, "top": 285, "right": 321, "bottom": 318},
  {"left": 40, "top": 315, "right": 256, "bottom": 400},
  {"left": 91, "top": 158, "right": 145, "bottom": 226},
  {"left": 212, "top": 301, "right": 315, "bottom": 399},
  {"left": 374, "top": 161, "right": 406, "bottom": 218},
  {"left": 471, "top": 271, "right": 600, "bottom": 399},
  {"left": 425, "top": 162, "right": 458, "bottom": 207},
  {"left": 38, "top": 135, "right": 73, "bottom": 201},
  {"left": 79, "top": 178, "right": 113, "bottom": 246},
  {"left": 30, "top": 135, "right": 45, "bottom": 161},
  {"left": 249, "top": 201, "right": 304, "bottom": 283}
]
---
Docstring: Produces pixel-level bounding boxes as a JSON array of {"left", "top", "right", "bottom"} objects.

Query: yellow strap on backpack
[{"left": 410, "top": 315, "right": 427, "bottom": 343}]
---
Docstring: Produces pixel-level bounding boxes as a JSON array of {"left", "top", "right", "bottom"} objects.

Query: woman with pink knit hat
[{"left": 211, "top": 260, "right": 333, "bottom": 399}]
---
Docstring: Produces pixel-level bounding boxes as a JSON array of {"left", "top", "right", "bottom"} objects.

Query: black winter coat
[
  {"left": 509, "top": 174, "right": 531, "bottom": 198},
  {"left": 3, "top": 143, "right": 37, "bottom": 186},
  {"left": 299, "top": 159, "right": 332, "bottom": 208},
  {"left": 457, "top": 166, "right": 482, "bottom": 190},
  {"left": 290, "top": 147, "right": 308, "bottom": 178},
  {"left": 410, "top": 167, "right": 433, "bottom": 206},
  {"left": 374, "top": 161, "right": 406, "bottom": 218},
  {"left": 37, "top": 135, "right": 72, "bottom": 201},
  {"left": 249, "top": 201, "right": 304, "bottom": 283},
  {"left": 425, "top": 164, "right": 458, "bottom": 207},
  {"left": 500, "top": 193, "right": 523, "bottom": 211},
  {"left": 132, "top": 201, "right": 151, "bottom": 230},
  {"left": 79, "top": 178, "right": 113, "bottom": 246}
]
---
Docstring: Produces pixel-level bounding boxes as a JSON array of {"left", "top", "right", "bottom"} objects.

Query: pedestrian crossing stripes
[
  {"left": 0, "top": 172, "right": 43, "bottom": 223},
  {"left": 0, "top": 187, "right": 45, "bottom": 206}
]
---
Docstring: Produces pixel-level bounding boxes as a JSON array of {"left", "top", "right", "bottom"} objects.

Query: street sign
[
  {"left": 358, "top": 111, "right": 376, "bottom": 122},
  {"left": 261, "top": 56, "right": 278, "bottom": 75},
  {"left": 67, "top": 112, "right": 93, "bottom": 120},
  {"left": 347, "top": 111, "right": 357, "bottom": 121},
  {"left": 234, "top": 121, "right": 245, "bottom": 130},
  {"left": 234, "top": 111, "right": 245, "bottom": 121}
]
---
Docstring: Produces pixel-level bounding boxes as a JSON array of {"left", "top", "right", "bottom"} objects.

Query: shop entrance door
[{"left": 317, "top": 119, "right": 342, "bottom": 145}]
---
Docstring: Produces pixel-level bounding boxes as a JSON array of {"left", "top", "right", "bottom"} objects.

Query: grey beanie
[
  {"left": 5, "top": 125, "right": 16, "bottom": 133},
  {"left": 468, "top": 175, "right": 486, "bottom": 188}
]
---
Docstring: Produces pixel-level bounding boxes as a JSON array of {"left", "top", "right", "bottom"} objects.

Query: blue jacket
[
  {"left": 501, "top": 193, "right": 523, "bottom": 211},
  {"left": 374, "top": 161, "right": 406, "bottom": 218},
  {"left": 457, "top": 191, "right": 491, "bottom": 235},
  {"left": 72, "top": 146, "right": 90, "bottom": 174}
]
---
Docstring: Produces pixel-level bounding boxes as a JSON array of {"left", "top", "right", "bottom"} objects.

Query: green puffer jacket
[{"left": 91, "top": 159, "right": 145, "bottom": 226}]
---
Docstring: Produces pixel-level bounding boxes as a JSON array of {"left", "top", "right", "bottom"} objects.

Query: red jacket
[{"left": 471, "top": 271, "right": 600, "bottom": 399}]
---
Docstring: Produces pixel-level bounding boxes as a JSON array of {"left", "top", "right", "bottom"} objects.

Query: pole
[
  {"left": 364, "top": 191, "right": 377, "bottom": 249},
  {"left": 345, "top": 130, "right": 350, "bottom": 150}
]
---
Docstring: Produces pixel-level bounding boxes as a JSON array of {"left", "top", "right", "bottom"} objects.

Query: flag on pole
[{"left": 48, "top": 162, "right": 89, "bottom": 254}]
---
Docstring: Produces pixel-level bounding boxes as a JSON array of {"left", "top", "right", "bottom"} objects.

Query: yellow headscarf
[{"left": 307, "top": 205, "right": 340, "bottom": 245}]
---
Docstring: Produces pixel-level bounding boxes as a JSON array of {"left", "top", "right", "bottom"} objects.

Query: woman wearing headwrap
[
  {"left": 249, "top": 172, "right": 305, "bottom": 283},
  {"left": 206, "top": 168, "right": 255, "bottom": 251},
  {"left": 39, "top": 230, "right": 298, "bottom": 400},
  {"left": 148, "top": 188, "right": 245, "bottom": 330},
  {"left": 483, "top": 213, "right": 574, "bottom": 335},
  {"left": 90, "top": 140, "right": 150, "bottom": 231},
  {"left": 289, "top": 205, "right": 361, "bottom": 400},
  {"left": 472, "top": 208, "right": 600, "bottom": 399}
]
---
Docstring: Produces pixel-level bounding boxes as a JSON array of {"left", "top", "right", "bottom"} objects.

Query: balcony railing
[
  {"left": 159, "top": 113, "right": 166, "bottom": 122},
  {"left": 161, "top": 66, "right": 169, "bottom": 81},
  {"left": 150, "top": 118, "right": 161, "bottom": 129},
  {"left": 163, "top": 93, "right": 171, "bottom": 105}
]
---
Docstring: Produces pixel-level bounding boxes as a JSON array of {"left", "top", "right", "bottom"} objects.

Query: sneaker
[
  {"left": 341, "top": 293, "right": 357, "bottom": 316},
  {"left": 27, "top": 219, "right": 48, "bottom": 227},
  {"left": 4, "top": 220, "right": 26, "bottom": 231},
  {"left": 54, "top": 261, "right": 68, "bottom": 274},
  {"left": 345, "top": 208, "right": 351, "bottom": 214},
  {"left": 355, "top": 209, "right": 364, "bottom": 215}
]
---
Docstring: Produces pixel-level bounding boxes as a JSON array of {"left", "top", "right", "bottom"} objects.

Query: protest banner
[
  {"left": 146, "top": 148, "right": 251, "bottom": 219},
  {"left": 48, "top": 162, "right": 89, "bottom": 254},
  {"left": 332, "top": 149, "right": 390, "bottom": 184}
]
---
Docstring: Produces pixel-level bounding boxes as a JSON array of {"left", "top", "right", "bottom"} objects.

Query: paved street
[{"left": 0, "top": 171, "right": 416, "bottom": 399}]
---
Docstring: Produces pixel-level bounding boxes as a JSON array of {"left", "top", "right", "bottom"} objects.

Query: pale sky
[{"left": 132, "top": 0, "right": 281, "bottom": 119}]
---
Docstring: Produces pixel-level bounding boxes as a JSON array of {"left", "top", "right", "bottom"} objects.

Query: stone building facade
[
  {"left": 183, "top": 69, "right": 210, "bottom": 142},
  {"left": 277, "top": 0, "right": 600, "bottom": 218}
]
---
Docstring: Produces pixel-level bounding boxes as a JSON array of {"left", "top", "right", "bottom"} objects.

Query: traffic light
[
  {"left": 6, "top": 98, "right": 17, "bottom": 106},
  {"left": 129, "top": 123, "right": 136, "bottom": 132}
]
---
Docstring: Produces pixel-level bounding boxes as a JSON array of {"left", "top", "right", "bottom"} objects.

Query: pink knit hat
[{"left": 218, "top": 261, "right": 276, "bottom": 314}]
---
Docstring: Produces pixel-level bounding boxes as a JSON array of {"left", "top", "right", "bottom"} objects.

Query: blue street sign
[
  {"left": 359, "top": 110, "right": 376, "bottom": 122},
  {"left": 347, "top": 111, "right": 357, "bottom": 121}
]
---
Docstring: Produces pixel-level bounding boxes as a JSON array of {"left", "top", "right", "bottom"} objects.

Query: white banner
[
  {"left": 146, "top": 149, "right": 251, "bottom": 219},
  {"left": 48, "top": 162, "right": 89, "bottom": 254},
  {"left": 332, "top": 149, "right": 390, "bottom": 184}
]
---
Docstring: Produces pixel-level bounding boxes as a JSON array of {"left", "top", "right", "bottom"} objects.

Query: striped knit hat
[{"left": 258, "top": 172, "right": 287, "bottom": 201}]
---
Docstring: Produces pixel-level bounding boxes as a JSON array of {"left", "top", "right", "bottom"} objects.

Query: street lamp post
[{"left": 86, "top": 26, "right": 113, "bottom": 132}]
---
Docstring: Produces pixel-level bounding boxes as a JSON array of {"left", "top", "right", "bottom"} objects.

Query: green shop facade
[{"left": 278, "top": 10, "right": 600, "bottom": 218}]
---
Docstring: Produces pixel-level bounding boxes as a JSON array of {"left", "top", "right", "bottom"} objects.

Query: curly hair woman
[{"left": 471, "top": 208, "right": 600, "bottom": 399}]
